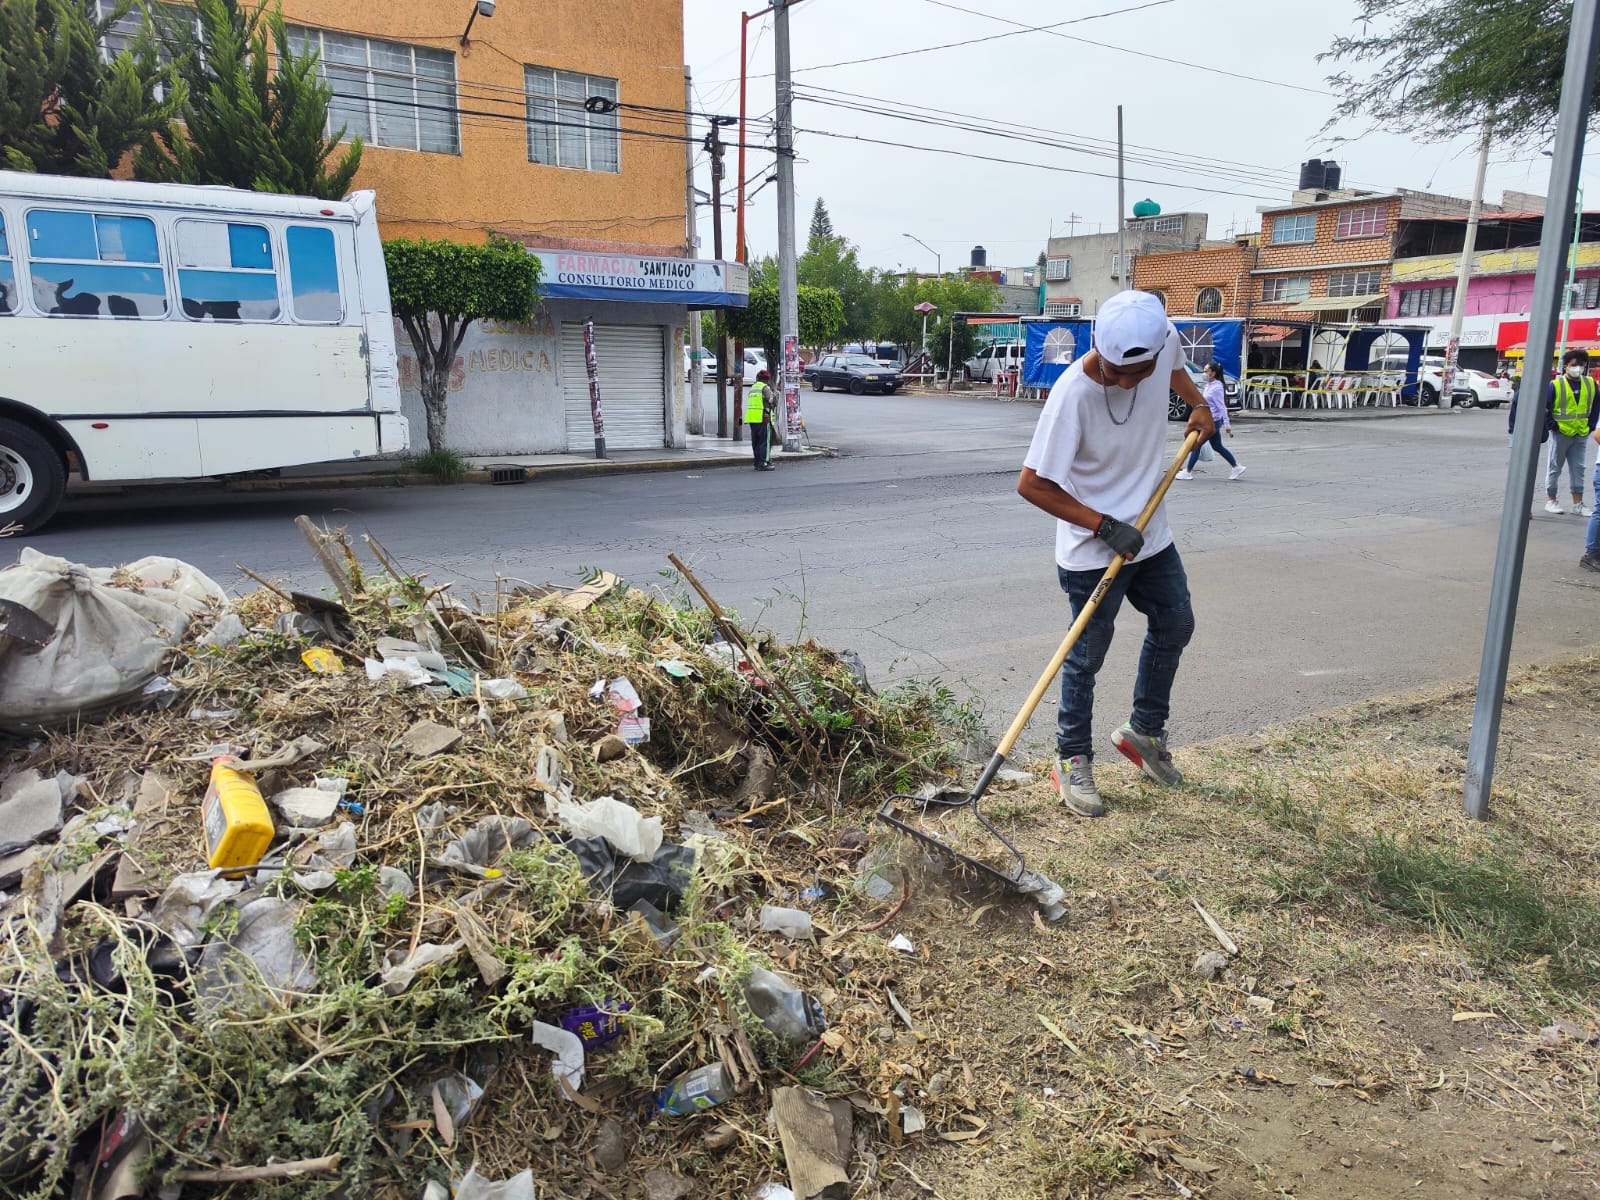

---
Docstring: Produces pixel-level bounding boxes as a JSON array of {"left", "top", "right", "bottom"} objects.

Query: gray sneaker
[
  {"left": 1049, "top": 754, "right": 1104, "bottom": 818},
  {"left": 1582, "top": 554, "right": 1600, "bottom": 573},
  {"left": 1111, "top": 724, "right": 1183, "bottom": 786}
]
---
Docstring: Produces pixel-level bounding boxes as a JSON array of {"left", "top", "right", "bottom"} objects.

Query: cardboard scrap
[
  {"left": 770, "top": 1087, "right": 852, "bottom": 1200},
  {"left": 557, "top": 571, "right": 623, "bottom": 612},
  {"left": 398, "top": 720, "right": 463, "bottom": 758}
]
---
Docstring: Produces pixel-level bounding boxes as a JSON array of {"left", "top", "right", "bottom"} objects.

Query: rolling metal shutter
[{"left": 560, "top": 323, "right": 667, "bottom": 452}]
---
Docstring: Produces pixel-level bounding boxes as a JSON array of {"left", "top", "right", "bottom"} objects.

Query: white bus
[{"left": 0, "top": 171, "right": 409, "bottom": 533}]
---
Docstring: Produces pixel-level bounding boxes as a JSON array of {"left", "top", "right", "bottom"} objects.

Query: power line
[
  {"left": 921, "top": 0, "right": 1330, "bottom": 97},
  {"left": 727, "top": 0, "right": 1176, "bottom": 80}
]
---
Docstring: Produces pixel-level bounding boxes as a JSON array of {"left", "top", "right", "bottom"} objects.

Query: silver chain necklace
[{"left": 1097, "top": 360, "right": 1137, "bottom": 425}]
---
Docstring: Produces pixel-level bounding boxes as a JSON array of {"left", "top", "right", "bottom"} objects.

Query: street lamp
[
  {"left": 1543, "top": 149, "right": 1585, "bottom": 362},
  {"left": 460, "top": 0, "right": 494, "bottom": 46},
  {"left": 914, "top": 300, "right": 938, "bottom": 355},
  {"left": 902, "top": 233, "right": 940, "bottom": 277}
]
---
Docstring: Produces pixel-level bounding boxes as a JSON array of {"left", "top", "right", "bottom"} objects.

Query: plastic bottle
[
  {"left": 655, "top": 1063, "right": 732, "bottom": 1116},
  {"left": 744, "top": 967, "right": 828, "bottom": 1043},
  {"left": 202, "top": 758, "right": 274, "bottom": 873}
]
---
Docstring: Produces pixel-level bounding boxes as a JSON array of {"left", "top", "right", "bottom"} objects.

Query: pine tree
[
  {"left": 807, "top": 197, "right": 835, "bottom": 249},
  {"left": 138, "top": 0, "right": 361, "bottom": 199},
  {"left": 0, "top": 0, "right": 182, "bottom": 176}
]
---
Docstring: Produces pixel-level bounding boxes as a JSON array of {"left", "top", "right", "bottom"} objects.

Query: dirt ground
[{"left": 859, "top": 654, "right": 1600, "bottom": 1200}]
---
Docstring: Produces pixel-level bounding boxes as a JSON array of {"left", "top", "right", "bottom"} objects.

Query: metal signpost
[
  {"left": 582, "top": 320, "right": 607, "bottom": 460},
  {"left": 1464, "top": 0, "right": 1600, "bottom": 819}
]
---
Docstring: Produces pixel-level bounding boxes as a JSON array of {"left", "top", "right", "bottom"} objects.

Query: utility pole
[
  {"left": 1115, "top": 105, "right": 1126, "bottom": 293},
  {"left": 706, "top": 120, "right": 729, "bottom": 439},
  {"left": 1442, "top": 114, "right": 1492, "bottom": 412},
  {"left": 774, "top": 0, "right": 802, "bottom": 452},
  {"left": 685, "top": 68, "right": 704, "bottom": 436},
  {"left": 1464, "top": 0, "right": 1600, "bottom": 820}
]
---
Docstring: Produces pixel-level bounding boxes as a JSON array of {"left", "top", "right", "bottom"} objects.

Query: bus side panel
[
  {"left": 197, "top": 415, "right": 380, "bottom": 476},
  {"left": 347, "top": 191, "right": 406, "bottom": 434},
  {"left": 58, "top": 419, "right": 204, "bottom": 480}
]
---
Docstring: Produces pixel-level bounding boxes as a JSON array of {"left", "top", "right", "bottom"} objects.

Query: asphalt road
[{"left": 22, "top": 392, "right": 1600, "bottom": 757}]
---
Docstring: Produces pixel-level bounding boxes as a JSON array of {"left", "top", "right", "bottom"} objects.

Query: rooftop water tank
[{"left": 1132, "top": 198, "right": 1161, "bottom": 218}]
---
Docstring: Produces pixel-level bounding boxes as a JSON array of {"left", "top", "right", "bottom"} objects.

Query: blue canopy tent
[
  {"left": 1022, "top": 320, "right": 1092, "bottom": 390},
  {"left": 1172, "top": 319, "right": 1243, "bottom": 378}
]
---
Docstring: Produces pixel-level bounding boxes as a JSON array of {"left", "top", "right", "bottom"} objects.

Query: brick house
[
  {"left": 1131, "top": 235, "right": 1257, "bottom": 317},
  {"left": 1252, "top": 188, "right": 1479, "bottom": 324}
]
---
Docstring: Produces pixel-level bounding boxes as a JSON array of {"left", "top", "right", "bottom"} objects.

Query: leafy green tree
[
  {"left": 1322, "top": 0, "right": 1582, "bottom": 141},
  {"left": 137, "top": 0, "right": 361, "bottom": 197},
  {"left": 384, "top": 237, "right": 543, "bottom": 452},
  {"left": 798, "top": 196, "right": 871, "bottom": 337},
  {"left": 724, "top": 282, "right": 843, "bottom": 373},
  {"left": 1, "top": 0, "right": 182, "bottom": 176}
]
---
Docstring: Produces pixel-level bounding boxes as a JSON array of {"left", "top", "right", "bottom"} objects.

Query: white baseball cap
[{"left": 1093, "top": 291, "right": 1168, "bottom": 367}]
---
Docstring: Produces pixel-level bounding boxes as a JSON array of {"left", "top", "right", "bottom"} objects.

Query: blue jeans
[
  {"left": 1055, "top": 544, "right": 1195, "bottom": 759},
  {"left": 1588, "top": 460, "right": 1600, "bottom": 557},
  {"left": 1186, "top": 431, "right": 1238, "bottom": 471}
]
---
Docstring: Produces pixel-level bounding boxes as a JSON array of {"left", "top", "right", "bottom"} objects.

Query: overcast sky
[{"left": 681, "top": 0, "right": 1581, "bottom": 273}]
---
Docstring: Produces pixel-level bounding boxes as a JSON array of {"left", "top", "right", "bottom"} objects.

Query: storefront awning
[
  {"left": 1503, "top": 338, "right": 1600, "bottom": 357},
  {"left": 530, "top": 252, "right": 749, "bottom": 307},
  {"left": 1287, "top": 293, "right": 1385, "bottom": 313}
]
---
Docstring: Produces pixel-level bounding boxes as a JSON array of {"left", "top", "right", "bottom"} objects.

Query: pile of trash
[{"left": 0, "top": 525, "right": 988, "bottom": 1200}]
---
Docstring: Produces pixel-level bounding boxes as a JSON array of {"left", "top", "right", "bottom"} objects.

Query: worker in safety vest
[
  {"left": 1542, "top": 349, "right": 1598, "bottom": 516},
  {"left": 745, "top": 369, "right": 778, "bottom": 472}
]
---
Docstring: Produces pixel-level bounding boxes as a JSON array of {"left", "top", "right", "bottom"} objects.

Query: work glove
[{"left": 1095, "top": 515, "right": 1144, "bottom": 560}]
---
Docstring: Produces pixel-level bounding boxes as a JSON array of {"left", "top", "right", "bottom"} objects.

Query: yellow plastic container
[{"left": 203, "top": 758, "right": 275, "bottom": 872}]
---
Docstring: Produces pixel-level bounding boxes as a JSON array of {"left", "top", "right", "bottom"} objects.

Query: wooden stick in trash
[
  {"left": 1192, "top": 898, "right": 1239, "bottom": 956},
  {"left": 295, "top": 515, "right": 355, "bottom": 605},
  {"left": 234, "top": 564, "right": 293, "bottom": 603},
  {"left": 666, "top": 553, "right": 811, "bottom": 730},
  {"left": 174, "top": 1155, "right": 340, "bottom": 1183}
]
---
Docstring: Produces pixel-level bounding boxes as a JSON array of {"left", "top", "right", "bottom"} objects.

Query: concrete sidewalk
[{"left": 67, "top": 434, "right": 831, "bottom": 498}]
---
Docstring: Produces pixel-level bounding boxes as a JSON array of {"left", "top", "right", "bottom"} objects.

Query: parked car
[
  {"left": 1167, "top": 361, "right": 1242, "bottom": 421},
  {"left": 1372, "top": 352, "right": 1472, "bottom": 407},
  {"left": 741, "top": 347, "right": 768, "bottom": 385},
  {"left": 803, "top": 353, "right": 901, "bottom": 395},
  {"left": 964, "top": 343, "right": 1025, "bottom": 382},
  {"left": 844, "top": 341, "right": 903, "bottom": 365},
  {"left": 683, "top": 346, "right": 717, "bottom": 382},
  {"left": 1454, "top": 368, "right": 1510, "bottom": 409}
]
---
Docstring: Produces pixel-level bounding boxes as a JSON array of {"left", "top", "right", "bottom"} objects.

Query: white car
[
  {"left": 1372, "top": 353, "right": 1472, "bottom": 406},
  {"left": 683, "top": 346, "right": 717, "bottom": 382},
  {"left": 1453, "top": 368, "right": 1511, "bottom": 409},
  {"left": 741, "top": 348, "right": 768, "bottom": 385}
]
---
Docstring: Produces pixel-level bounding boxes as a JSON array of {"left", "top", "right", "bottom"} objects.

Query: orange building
[
  {"left": 1132, "top": 236, "right": 1256, "bottom": 318},
  {"left": 96, "top": 0, "right": 746, "bottom": 453}
]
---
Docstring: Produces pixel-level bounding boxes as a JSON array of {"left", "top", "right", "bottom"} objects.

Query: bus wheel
[{"left": 0, "top": 419, "right": 66, "bottom": 535}]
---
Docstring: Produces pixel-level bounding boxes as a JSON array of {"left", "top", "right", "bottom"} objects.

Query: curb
[{"left": 65, "top": 446, "right": 832, "bottom": 500}]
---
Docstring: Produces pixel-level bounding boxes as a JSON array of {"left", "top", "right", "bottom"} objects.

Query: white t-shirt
[{"left": 1023, "top": 324, "right": 1182, "bottom": 571}]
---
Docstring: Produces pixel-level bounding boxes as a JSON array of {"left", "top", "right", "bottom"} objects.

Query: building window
[
  {"left": 1335, "top": 205, "right": 1388, "bottom": 239},
  {"left": 1574, "top": 276, "right": 1600, "bottom": 310},
  {"left": 1260, "top": 276, "right": 1311, "bottom": 303},
  {"left": 1043, "top": 301, "right": 1081, "bottom": 318},
  {"left": 1044, "top": 256, "right": 1071, "bottom": 281},
  {"left": 525, "top": 67, "right": 620, "bottom": 172},
  {"left": 1195, "top": 286, "right": 1223, "bottom": 314},
  {"left": 0, "top": 214, "right": 14, "bottom": 315},
  {"left": 175, "top": 220, "right": 280, "bottom": 322},
  {"left": 93, "top": 0, "right": 198, "bottom": 63},
  {"left": 290, "top": 28, "right": 460, "bottom": 154},
  {"left": 1271, "top": 213, "right": 1316, "bottom": 245},
  {"left": 25, "top": 208, "right": 167, "bottom": 317},
  {"left": 1111, "top": 252, "right": 1136, "bottom": 279},
  {"left": 1134, "top": 215, "right": 1183, "bottom": 234},
  {"left": 1396, "top": 284, "right": 1456, "bottom": 317},
  {"left": 1326, "top": 270, "right": 1383, "bottom": 298}
]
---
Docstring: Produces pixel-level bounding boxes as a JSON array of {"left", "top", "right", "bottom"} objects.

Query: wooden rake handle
[{"left": 994, "top": 431, "right": 1202, "bottom": 759}]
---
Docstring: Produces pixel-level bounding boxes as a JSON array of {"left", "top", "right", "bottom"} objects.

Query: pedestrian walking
[
  {"left": 1542, "top": 349, "right": 1596, "bottom": 515},
  {"left": 744, "top": 369, "right": 778, "bottom": 472},
  {"left": 1015, "top": 289, "right": 1215, "bottom": 818},
  {"left": 1176, "top": 362, "right": 1244, "bottom": 481}
]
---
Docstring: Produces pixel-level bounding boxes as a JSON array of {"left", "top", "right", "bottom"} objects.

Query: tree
[
  {"left": 1322, "top": 0, "right": 1581, "bottom": 142},
  {"left": 137, "top": 0, "right": 361, "bottom": 197},
  {"left": 724, "top": 282, "right": 843, "bottom": 373},
  {"left": 1, "top": 0, "right": 182, "bottom": 176},
  {"left": 807, "top": 197, "right": 834, "bottom": 245},
  {"left": 384, "top": 237, "right": 543, "bottom": 452},
  {"left": 798, "top": 196, "right": 871, "bottom": 337}
]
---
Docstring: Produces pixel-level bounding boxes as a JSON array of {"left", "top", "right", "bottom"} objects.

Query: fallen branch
[
  {"left": 1191, "top": 898, "right": 1239, "bottom": 956},
  {"left": 173, "top": 1154, "right": 340, "bottom": 1183},
  {"left": 295, "top": 515, "right": 356, "bottom": 605}
]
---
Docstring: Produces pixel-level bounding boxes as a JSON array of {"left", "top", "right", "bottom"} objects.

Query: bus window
[
  {"left": 286, "top": 226, "right": 342, "bottom": 323},
  {"left": 176, "top": 219, "right": 281, "bottom": 321},
  {"left": 25, "top": 209, "right": 166, "bottom": 317},
  {"left": 0, "top": 214, "right": 14, "bottom": 315}
]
